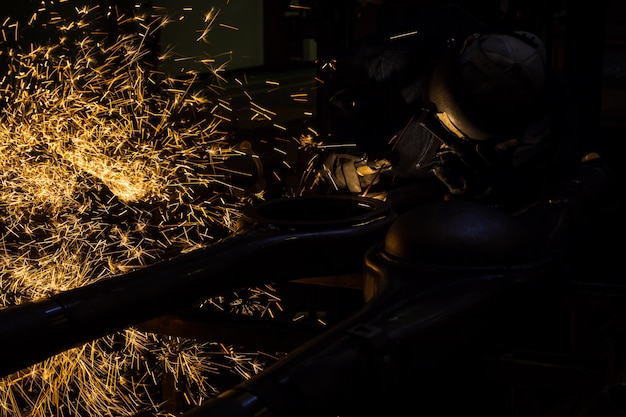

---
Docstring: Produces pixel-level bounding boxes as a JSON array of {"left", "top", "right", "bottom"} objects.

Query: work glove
[{"left": 323, "top": 152, "right": 390, "bottom": 194}]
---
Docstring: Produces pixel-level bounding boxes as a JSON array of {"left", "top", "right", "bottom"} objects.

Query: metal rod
[{"left": 0, "top": 195, "right": 395, "bottom": 377}]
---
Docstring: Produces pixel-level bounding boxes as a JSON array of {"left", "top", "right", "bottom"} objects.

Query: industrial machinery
[{"left": 0, "top": 158, "right": 623, "bottom": 417}]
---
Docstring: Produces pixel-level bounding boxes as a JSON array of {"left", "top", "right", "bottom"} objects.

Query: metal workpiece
[
  {"left": 180, "top": 199, "right": 557, "bottom": 417},
  {"left": 0, "top": 195, "right": 396, "bottom": 378}
]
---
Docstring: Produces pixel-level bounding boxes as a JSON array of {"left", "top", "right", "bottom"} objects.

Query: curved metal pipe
[
  {"left": 180, "top": 200, "right": 557, "bottom": 417},
  {"left": 0, "top": 195, "right": 395, "bottom": 377},
  {"left": 176, "top": 159, "right": 613, "bottom": 417},
  {"left": 181, "top": 273, "right": 518, "bottom": 417}
]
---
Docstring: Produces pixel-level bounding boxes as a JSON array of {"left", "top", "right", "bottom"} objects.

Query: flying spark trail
[{"left": 0, "top": 2, "right": 320, "bottom": 416}]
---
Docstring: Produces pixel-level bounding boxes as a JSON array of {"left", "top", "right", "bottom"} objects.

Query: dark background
[{"left": 0, "top": 2, "right": 625, "bottom": 415}]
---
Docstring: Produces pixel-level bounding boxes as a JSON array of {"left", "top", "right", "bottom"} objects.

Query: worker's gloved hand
[{"left": 323, "top": 152, "right": 389, "bottom": 194}]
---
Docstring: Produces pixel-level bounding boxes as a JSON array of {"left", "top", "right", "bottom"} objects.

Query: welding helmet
[{"left": 424, "top": 31, "right": 548, "bottom": 141}]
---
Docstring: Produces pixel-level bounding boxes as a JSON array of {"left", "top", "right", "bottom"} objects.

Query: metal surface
[
  {"left": 0, "top": 195, "right": 395, "bottom": 377},
  {"left": 181, "top": 200, "right": 557, "bottom": 417}
]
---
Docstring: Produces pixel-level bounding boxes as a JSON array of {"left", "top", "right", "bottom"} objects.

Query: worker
[{"left": 321, "top": 4, "right": 591, "bottom": 213}]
